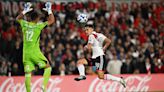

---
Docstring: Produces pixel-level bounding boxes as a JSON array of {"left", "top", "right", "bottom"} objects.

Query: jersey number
[{"left": 26, "top": 30, "right": 33, "bottom": 41}]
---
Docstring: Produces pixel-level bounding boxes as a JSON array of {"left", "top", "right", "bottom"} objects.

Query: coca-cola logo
[
  {"left": 0, "top": 77, "right": 63, "bottom": 92},
  {"left": 0, "top": 75, "right": 163, "bottom": 92},
  {"left": 89, "top": 76, "right": 152, "bottom": 92}
]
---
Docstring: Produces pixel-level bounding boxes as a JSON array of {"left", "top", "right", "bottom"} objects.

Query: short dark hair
[
  {"left": 30, "top": 10, "right": 39, "bottom": 21},
  {"left": 84, "top": 20, "right": 94, "bottom": 28},
  {"left": 84, "top": 24, "right": 94, "bottom": 28}
]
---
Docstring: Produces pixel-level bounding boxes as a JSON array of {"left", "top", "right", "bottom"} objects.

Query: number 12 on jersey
[{"left": 26, "top": 30, "right": 33, "bottom": 41}]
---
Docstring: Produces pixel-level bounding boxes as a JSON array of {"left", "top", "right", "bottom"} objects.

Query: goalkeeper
[{"left": 16, "top": 2, "right": 54, "bottom": 92}]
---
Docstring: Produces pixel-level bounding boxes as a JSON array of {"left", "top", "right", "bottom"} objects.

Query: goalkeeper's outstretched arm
[
  {"left": 16, "top": 2, "right": 33, "bottom": 20},
  {"left": 47, "top": 12, "right": 55, "bottom": 26},
  {"left": 16, "top": 13, "right": 24, "bottom": 20},
  {"left": 43, "top": 2, "right": 55, "bottom": 26}
]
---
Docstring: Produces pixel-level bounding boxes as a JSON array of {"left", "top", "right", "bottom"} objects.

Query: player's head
[
  {"left": 84, "top": 24, "right": 94, "bottom": 36},
  {"left": 30, "top": 10, "right": 40, "bottom": 22}
]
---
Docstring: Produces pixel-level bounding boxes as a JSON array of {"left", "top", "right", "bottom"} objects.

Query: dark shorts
[{"left": 86, "top": 55, "right": 107, "bottom": 71}]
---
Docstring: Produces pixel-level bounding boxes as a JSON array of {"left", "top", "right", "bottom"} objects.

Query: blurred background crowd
[{"left": 0, "top": 0, "right": 164, "bottom": 76}]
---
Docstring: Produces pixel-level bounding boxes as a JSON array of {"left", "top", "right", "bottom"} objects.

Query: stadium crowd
[{"left": 0, "top": 0, "right": 164, "bottom": 76}]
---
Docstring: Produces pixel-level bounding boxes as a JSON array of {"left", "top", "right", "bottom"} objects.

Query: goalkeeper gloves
[
  {"left": 22, "top": 2, "right": 33, "bottom": 15},
  {"left": 43, "top": 2, "right": 53, "bottom": 15}
]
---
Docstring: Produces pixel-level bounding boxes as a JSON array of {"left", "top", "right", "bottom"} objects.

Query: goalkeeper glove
[
  {"left": 43, "top": 2, "right": 52, "bottom": 15},
  {"left": 22, "top": 2, "right": 33, "bottom": 15}
]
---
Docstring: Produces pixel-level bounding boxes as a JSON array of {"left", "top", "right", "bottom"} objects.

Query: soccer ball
[{"left": 77, "top": 13, "right": 88, "bottom": 23}]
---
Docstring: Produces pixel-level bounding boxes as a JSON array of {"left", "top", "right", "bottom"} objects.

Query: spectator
[
  {"left": 140, "top": 57, "right": 155, "bottom": 74},
  {"left": 59, "top": 63, "right": 66, "bottom": 76},
  {"left": 67, "top": 60, "right": 77, "bottom": 74},
  {"left": 133, "top": 69, "right": 140, "bottom": 74},
  {"left": 0, "top": 61, "right": 8, "bottom": 76},
  {"left": 154, "top": 59, "right": 164, "bottom": 73},
  {"left": 106, "top": 54, "right": 122, "bottom": 74},
  {"left": 11, "top": 63, "right": 21, "bottom": 76},
  {"left": 121, "top": 54, "right": 133, "bottom": 74},
  {"left": 76, "top": 44, "right": 84, "bottom": 59}
]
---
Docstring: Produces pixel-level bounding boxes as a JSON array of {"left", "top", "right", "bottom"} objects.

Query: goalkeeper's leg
[
  {"left": 25, "top": 72, "right": 32, "bottom": 92},
  {"left": 42, "top": 64, "right": 52, "bottom": 92}
]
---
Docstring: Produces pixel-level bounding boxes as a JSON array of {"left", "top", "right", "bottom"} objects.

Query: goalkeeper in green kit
[{"left": 16, "top": 2, "right": 54, "bottom": 92}]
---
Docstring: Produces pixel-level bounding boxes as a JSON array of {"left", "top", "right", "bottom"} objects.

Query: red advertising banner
[{"left": 0, "top": 74, "right": 164, "bottom": 92}]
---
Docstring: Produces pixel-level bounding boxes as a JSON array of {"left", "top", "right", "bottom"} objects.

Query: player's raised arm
[
  {"left": 103, "top": 37, "right": 111, "bottom": 51},
  {"left": 43, "top": 2, "right": 55, "bottom": 26},
  {"left": 16, "top": 2, "right": 33, "bottom": 20}
]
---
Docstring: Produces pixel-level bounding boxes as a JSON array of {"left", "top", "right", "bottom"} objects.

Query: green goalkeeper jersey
[
  {"left": 18, "top": 19, "right": 48, "bottom": 53},
  {"left": 18, "top": 19, "right": 48, "bottom": 72}
]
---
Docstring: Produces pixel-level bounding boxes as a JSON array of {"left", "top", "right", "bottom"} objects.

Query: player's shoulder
[
  {"left": 88, "top": 34, "right": 95, "bottom": 39},
  {"left": 93, "top": 32, "right": 105, "bottom": 38},
  {"left": 36, "top": 21, "right": 48, "bottom": 27},
  {"left": 97, "top": 32, "right": 106, "bottom": 37},
  {"left": 17, "top": 19, "right": 30, "bottom": 27},
  {"left": 89, "top": 31, "right": 100, "bottom": 39},
  {"left": 95, "top": 32, "right": 103, "bottom": 35},
  {"left": 92, "top": 31, "right": 103, "bottom": 36}
]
